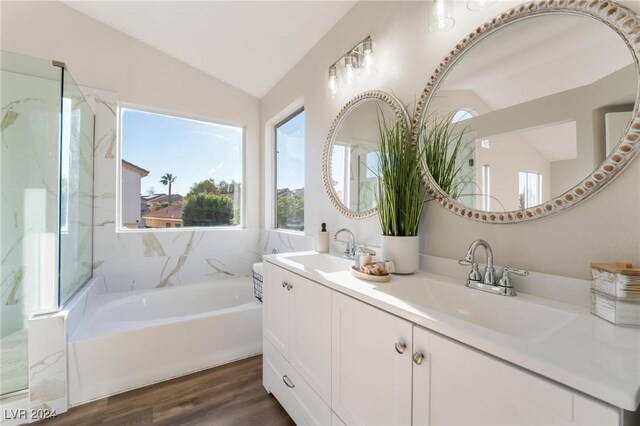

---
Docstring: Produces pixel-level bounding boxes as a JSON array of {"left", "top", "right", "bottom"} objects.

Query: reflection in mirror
[
  {"left": 328, "top": 96, "right": 403, "bottom": 216},
  {"left": 423, "top": 13, "right": 637, "bottom": 212}
]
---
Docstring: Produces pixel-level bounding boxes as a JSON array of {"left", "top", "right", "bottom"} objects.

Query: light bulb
[
  {"left": 344, "top": 54, "right": 355, "bottom": 87},
  {"left": 429, "top": 0, "right": 455, "bottom": 33},
  {"left": 467, "top": 0, "right": 496, "bottom": 11},
  {"left": 362, "top": 37, "right": 374, "bottom": 75},
  {"left": 327, "top": 66, "right": 338, "bottom": 98}
]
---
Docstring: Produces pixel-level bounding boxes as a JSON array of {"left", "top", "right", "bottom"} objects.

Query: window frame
[
  {"left": 273, "top": 106, "right": 305, "bottom": 232},
  {"left": 116, "top": 103, "right": 246, "bottom": 233}
]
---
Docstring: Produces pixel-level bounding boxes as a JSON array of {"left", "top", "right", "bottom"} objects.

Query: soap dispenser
[{"left": 315, "top": 223, "right": 329, "bottom": 253}]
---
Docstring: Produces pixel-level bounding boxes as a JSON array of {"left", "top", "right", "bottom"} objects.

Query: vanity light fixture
[
  {"left": 326, "top": 36, "right": 374, "bottom": 99},
  {"left": 429, "top": 0, "right": 455, "bottom": 33},
  {"left": 467, "top": 0, "right": 496, "bottom": 11}
]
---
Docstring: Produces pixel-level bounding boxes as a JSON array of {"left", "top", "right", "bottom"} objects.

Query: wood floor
[{"left": 35, "top": 355, "right": 294, "bottom": 426}]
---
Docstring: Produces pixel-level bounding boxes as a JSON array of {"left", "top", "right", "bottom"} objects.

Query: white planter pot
[{"left": 380, "top": 235, "right": 420, "bottom": 274}]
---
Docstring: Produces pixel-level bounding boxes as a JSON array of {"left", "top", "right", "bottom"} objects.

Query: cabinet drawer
[{"left": 263, "top": 338, "right": 331, "bottom": 426}]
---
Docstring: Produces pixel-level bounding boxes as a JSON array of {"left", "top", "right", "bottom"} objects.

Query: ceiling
[
  {"left": 62, "top": 1, "right": 356, "bottom": 98},
  {"left": 519, "top": 121, "right": 577, "bottom": 162},
  {"left": 441, "top": 13, "right": 634, "bottom": 110}
]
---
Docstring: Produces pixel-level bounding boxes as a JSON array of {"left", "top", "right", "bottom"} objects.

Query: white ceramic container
[{"left": 380, "top": 235, "right": 419, "bottom": 274}]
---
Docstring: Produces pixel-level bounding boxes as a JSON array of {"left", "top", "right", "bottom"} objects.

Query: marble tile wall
[
  {"left": 84, "top": 87, "right": 263, "bottom": 293},
  {"left": 261, "top": 229, "right": 313, "bottom": 256}
]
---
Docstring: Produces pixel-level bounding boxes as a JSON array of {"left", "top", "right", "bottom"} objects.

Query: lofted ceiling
[
  {"left": 62, "top": 0, "right": 356, "bottom": 98},
  {"left": 441, "top": 13, "right": 634, "bottom": 111}
]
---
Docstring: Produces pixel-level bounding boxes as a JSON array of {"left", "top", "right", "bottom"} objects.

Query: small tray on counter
[{"left": 350, "top": 266, "right": 391, "bottom": 283}]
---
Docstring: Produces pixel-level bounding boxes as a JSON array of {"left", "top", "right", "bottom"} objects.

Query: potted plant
[
  {"left": 376, "top": 116, "right": 427, "bottom": 274},
  {"left": 376, "top": 111, "right": 471, "bottom": 274}
]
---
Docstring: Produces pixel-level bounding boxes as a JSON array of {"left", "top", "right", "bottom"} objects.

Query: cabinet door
[
  {"left": 290, "top": 273, "right": 332, "bottom": 403},
  {"left": 332, "top": 292, "right": 412, "bottom": 425},
  {"left": 263, "top": 262, "right": 291, "bottom": 358},
  {"left": 417, "top": 326, "right": 575, "bottom": 425},
  {"left": 412, "top": 326, "right": 431, "bottom": 426}
]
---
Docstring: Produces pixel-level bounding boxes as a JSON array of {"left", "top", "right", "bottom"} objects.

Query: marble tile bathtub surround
[
  {"left": 261, "top": 229, "right": 313, "bottom": 255},
  {"left": 63, "top": 276, "right": 106, "bottom": 339},
  {"left": 28, "top": 310, "right": 67, "bottom": 418},
  {"left": 84, "top": 87, "right": 262, "bottom": 294}
]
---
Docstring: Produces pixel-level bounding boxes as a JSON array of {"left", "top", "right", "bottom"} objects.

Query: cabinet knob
[
  {"left": 394, "top": 341, "right": 407, "bottom": 354},
  {"left": 286, "top": 282, "right": 293, "bottom": 291},
  {"left": 413, "top": 352, "right": 425, "bottom": 365},
  {"left": 282, "top": 281, "right": 288, "bottom": 288},
  {"left": 282, "top": 375, "right": 295, "bottom": 388}
]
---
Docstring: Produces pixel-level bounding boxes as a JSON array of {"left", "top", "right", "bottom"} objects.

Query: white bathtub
[{"left": 67, "top": 278, "right": 262, "bottom": 406}]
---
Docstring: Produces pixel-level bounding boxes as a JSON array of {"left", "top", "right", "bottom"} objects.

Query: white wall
[
  {"left": 260, "top": 0, "right": 640, "bottom": 280},
  {"left": 551, "top": 159, "right": 579, "bottom": 199},
  {"left": 1, "top": 0, "right": 263, "bottom": 291}
]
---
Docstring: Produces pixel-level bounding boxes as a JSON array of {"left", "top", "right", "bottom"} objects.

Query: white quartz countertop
[{"left": 264, "top": 251, "right": 640, "bottom": 411}]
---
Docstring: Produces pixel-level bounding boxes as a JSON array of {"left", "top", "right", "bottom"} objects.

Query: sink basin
[
  {"left": 285, "top": 253, "right": 353, "bottom": 274},
  {"left": 379, "top": 278, "right": 577, "bottom": 338}
]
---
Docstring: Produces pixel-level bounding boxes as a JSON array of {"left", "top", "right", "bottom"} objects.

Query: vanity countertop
[{"left": 264, "top": 251, "right": 640, "bottom": 411}]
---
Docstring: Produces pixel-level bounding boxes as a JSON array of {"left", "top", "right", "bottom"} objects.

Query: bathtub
[{"left": 67, "top": 277, "right": 262, "bottom": 406}]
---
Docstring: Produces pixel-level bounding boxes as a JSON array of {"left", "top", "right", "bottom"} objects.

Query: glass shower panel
[
  {"left": 1, "top": 51, "right": 62, "bottom": 396},
  {"left": 59, "top": 69, "right": 94, "bottom": 305}
]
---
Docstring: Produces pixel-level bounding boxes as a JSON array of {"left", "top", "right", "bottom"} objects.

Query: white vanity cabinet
[
  {"left": 262, "top": 262, "right": 332, "bottom": 424},
  {"left": 263, "top": 260, "right": 628, "bottom": 426}
]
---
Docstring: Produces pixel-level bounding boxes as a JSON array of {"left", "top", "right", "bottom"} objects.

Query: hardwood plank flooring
[{"left": 34, "top": 355, "right": 294, "bottom": 426}]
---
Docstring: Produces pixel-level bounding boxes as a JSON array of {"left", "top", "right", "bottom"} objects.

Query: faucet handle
[
  {"left": 460, "top": 259, "right": 482, "bottom": 283},
  {"left": 469, "top": 262, "right": 482, "bottom": 282},
  {"left": 498, "top": 267, "right": 529, "bottom": 288},
  {"left": 356, "top": 244, "right": 376, "bottom": 256}
]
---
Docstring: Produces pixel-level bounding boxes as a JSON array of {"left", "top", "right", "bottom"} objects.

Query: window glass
[
  {"left": 451, "top": 109, "right": 473, "bottom": 123},
  {"left": 519, "top": 171, "right": 542, "bottom": 209},
  {"left": 120, "top": 108, "right": 243, "bottom": 229},
  {"left": 275, "top": 109, "right": 305, "bottom": 231}
]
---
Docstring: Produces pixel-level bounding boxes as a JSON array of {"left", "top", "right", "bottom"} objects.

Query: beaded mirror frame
[
  {"left": 414, "top": 0, "right": 640, "bottom": 223},
  {"left": 323, "top": 90, "right": 410, "bottom": 219}
]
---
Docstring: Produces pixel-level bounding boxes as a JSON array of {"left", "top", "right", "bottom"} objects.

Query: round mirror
[
  {"left": 323, "top": 91, "right": 409, "bottom": 219},
  {"left": 416, "top": 2, "right": 640, "bottom": 223}
]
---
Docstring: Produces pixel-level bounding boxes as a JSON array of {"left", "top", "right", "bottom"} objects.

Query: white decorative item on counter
[
  {"left": 591, "top": 263, "right": 640, "bottom": 326},
  {"left": 315, "top": 223, "right": 330, "bottom": 253},
  {"left": 380, "top": 235, "right": 419, "bottom": 274}
]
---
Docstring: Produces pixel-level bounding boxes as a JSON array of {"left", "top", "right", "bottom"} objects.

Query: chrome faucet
[
  {"left": 334, "top": 228, "right": 356, "bottom": 259},
  {"left": 462, "top": 239, "right": 496, "bottom": 286},
  {"left": 459, "top": 239, "right": 528, "bottom": 297}
]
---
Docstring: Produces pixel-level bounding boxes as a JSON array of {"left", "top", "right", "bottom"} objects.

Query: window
[
  {"left": 275, "top": 108, "right": 305, "bottom": 231},
  {"left": 481, "top": 164, "right": 490, "bottom": 211},
  {"left": 120, "top": 108, "right": 243, "bottom": 230},
  {"left": 331, "top": 143, "right": 348, "bottom": 206},
  {"left": 451, "top": 109, "right": 473, "bottom": 123},
  {"left": 519, "top": 171, "right": 542, "bottom": 209}
]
